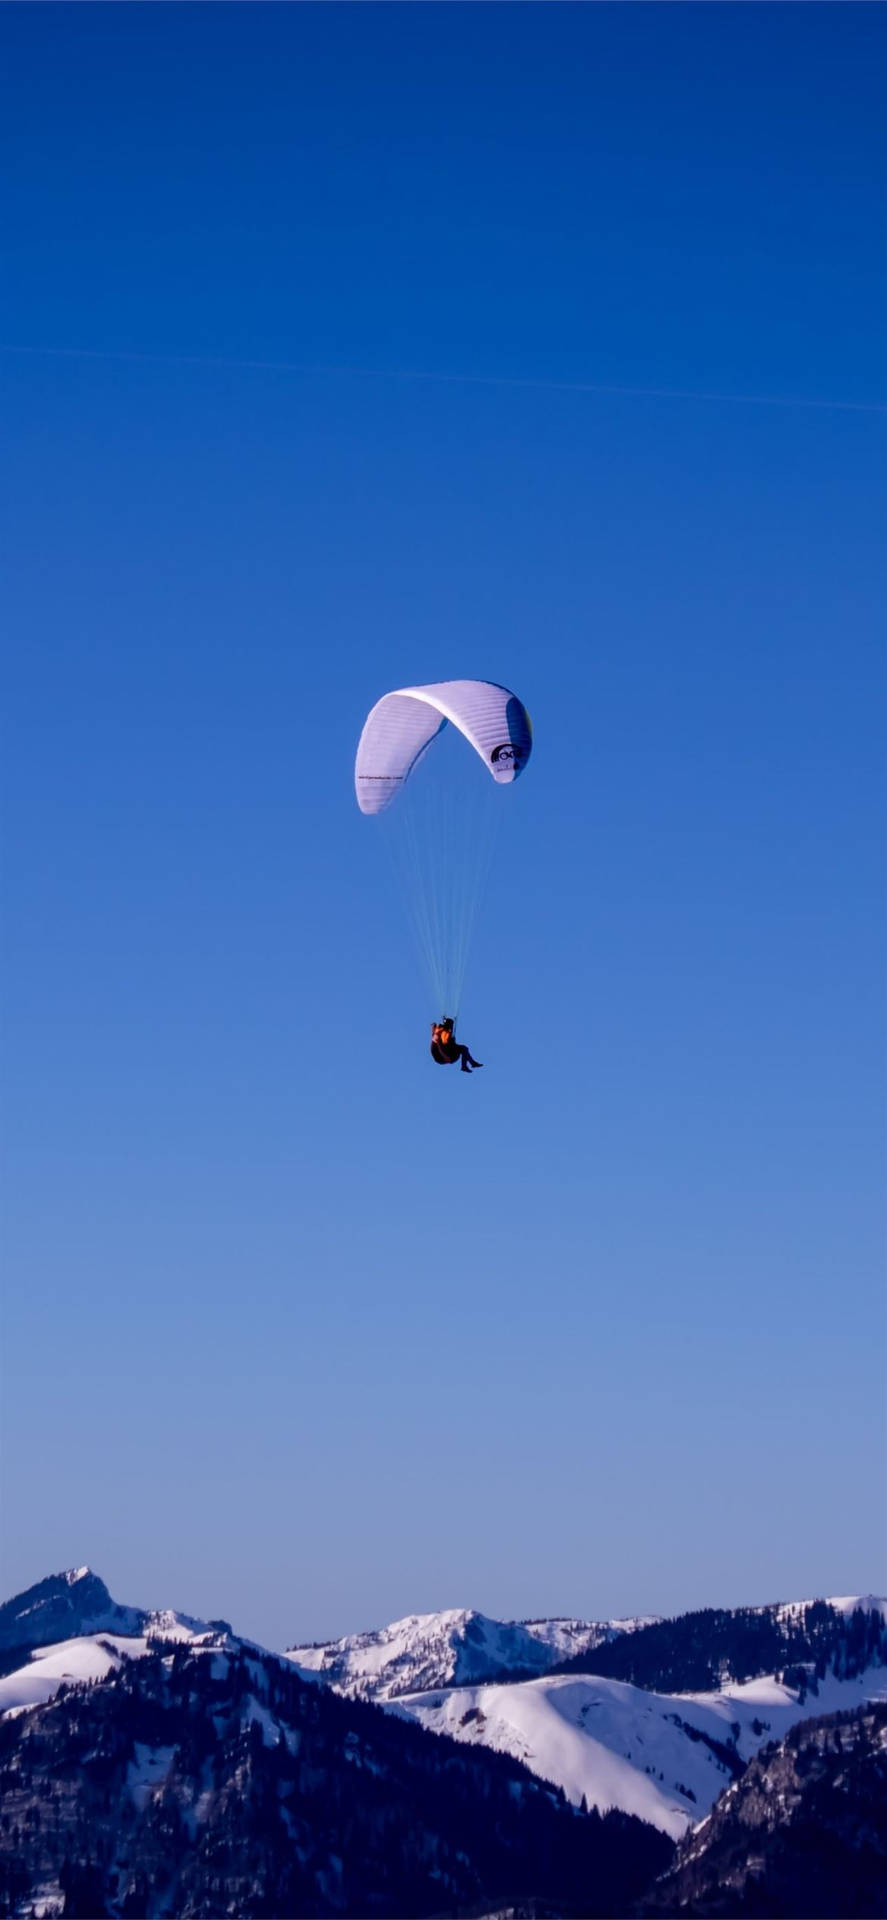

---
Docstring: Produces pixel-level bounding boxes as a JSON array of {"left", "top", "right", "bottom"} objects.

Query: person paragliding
[
  {"left": 354, "top": 679, "right": 533, "bottom": 1069},
  {"left": 429, "top": 1018, "right": 483, "bottom": 1074}
]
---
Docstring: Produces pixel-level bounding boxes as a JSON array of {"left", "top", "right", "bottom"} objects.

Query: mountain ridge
[
  {"left": 640, "top": 1700, "right": 887, "bottom": 1916},
  {"left": 0, "top": 1567, "right": 208, "bottom": 1670},
  {"left": 549, "top": 1595, "right": 887, "bottom": 1694},
  {"left": 3, "top": 1570, "right": 884, "bottom": 1845},
  {"left": 284, "top": 1605, "right": 658, "bottom": 1700},
  {"left": 0, "top": 1590, "right": 669, "bottom": 1919}
]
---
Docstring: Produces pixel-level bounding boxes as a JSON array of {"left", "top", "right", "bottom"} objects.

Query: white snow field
[
  {"left": 0, "top": 1614, "right": 212, "bottom": 1717},
  {"left": 391, "top": 1661, "right": 887, "bottom": 1839}
]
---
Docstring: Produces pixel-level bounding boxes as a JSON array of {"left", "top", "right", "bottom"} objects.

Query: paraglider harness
[{"left": 430, "top": 1018, "right": 460, "bottom": 1065}]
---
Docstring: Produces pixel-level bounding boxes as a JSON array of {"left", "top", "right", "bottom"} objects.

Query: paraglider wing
[
  {"left": 354, "top": 677, "right": 533, "bottom": 1016},
  {"left": 355, "top": 679, "right": 532, "bottom": 815}
]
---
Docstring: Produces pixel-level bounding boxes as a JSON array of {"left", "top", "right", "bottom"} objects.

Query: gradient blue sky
[{"left": 2, "top": 4, "right": 885, "bottom": 1650}]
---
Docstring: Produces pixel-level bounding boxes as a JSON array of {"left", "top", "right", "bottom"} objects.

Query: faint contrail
[{"left": 0, "top": 341, "right": 884, "bottom": 414}]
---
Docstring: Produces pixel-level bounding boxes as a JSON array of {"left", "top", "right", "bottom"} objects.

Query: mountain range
[
  {"left": 284, "top": 1588, "right": 887, "bottom": 1839},
  {"left": 1, "top": 1567, "right": 885, "bottom": 1916}
]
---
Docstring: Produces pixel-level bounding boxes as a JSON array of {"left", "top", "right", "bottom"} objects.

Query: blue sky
[{"left": 2, "top": 4, "right": 884, "bottom": 1648}]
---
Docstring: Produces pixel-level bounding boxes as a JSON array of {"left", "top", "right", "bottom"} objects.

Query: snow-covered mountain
[
  {"left": 284, "top": 1606, "right": 657, "bottom": 1699},
  {"left": 390, "top": 1657, "right": 887, "bottom": 1840},
  {"left": 4, "top": 1570, "right": 885, "bottom": 1878},
  {"left": 552, "top": 1591, "right": 887, "bottom": 1695},
  {"left": 0, "top": 1566, "right": 207, "bottom": 1659},
  {"left": 0, "top": 1585, "right": 640, "bottom": 1724},
  {"left": 0, "top": 1577, "right": 669, "bottom": 1920},
  {"left": 285, "top": 1593, "right": 887, "bottom": 1838},
  {"left": 0, "top": 1617, "right": 226, "bottom": 1718}
]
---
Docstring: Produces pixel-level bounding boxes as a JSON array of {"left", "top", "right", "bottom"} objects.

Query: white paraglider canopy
[
  {"left": 355, "top": 679, "right": 533, "bottom": 1016},
  {"left": 355, "top": 679, "right": 532, "bottom": 815}
]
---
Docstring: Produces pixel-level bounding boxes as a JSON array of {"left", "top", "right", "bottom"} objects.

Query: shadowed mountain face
[
  {"left": 0, "top": 1632, "right": 671, "bottom": 1920},
  {"left": 640, "top": 1701, "right": 887, "bottom": 1918},
  {"left": 0, "top": 1569, "right": 209, "bottom": 1680},
  {"left": 0, "top": 1570, "right": 143, "bottom": 1657}
]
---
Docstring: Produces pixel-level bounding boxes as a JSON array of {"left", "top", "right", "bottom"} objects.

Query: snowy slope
[
  {"left": 521, "top": 1616, "right": 660, "bottom": 1662},
  {"left": 0, "top": 1635, "right": 140, "bottom": 1715},
  {"left": 0, "top": 1617, "right": 218, "bottom": 1718},
  {"left": 810, "top": 1593, "right": 887, "bottom": 1620},
  {"left": 392, "top": 1662, "right": 887, "bottom": 1840},
  {"left": 284, "top": 1607, "right": 654, "bottom": 1699}
]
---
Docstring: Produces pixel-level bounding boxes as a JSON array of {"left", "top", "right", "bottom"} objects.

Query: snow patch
[
  {"left": 127, "top": 1743, "right": 176, "bottom": 1811},
  {"left": 0, "top": 1636, "right": 140, "bottom": 1713},
  {"left": 243, "top": 1695, "right": 283, "bottom": 1747},
  {"left": 0, "top": 1620, "right": 216, "bottom": 1719}
]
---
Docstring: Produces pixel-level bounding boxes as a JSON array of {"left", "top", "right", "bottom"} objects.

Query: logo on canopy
[{"left": 490, "top": 742, "right": 522, "bottom": 769}]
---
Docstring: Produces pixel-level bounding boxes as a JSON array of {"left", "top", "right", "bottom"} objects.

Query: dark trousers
[{"left": 431, "top": 1041, "right": 479, "bottom": 1068}]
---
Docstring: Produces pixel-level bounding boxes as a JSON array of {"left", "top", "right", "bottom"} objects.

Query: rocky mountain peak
[{"left": 0, "top": 1567, "right": 138, "bottom": 1652}]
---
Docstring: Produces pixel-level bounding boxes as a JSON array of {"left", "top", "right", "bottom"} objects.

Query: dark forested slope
[
  {"left": 640, "top": 1701, "right": 887, "bottom": 1918},
  {"left": 0, "top": 1633, "right": 671, "bottom": 1918}
]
